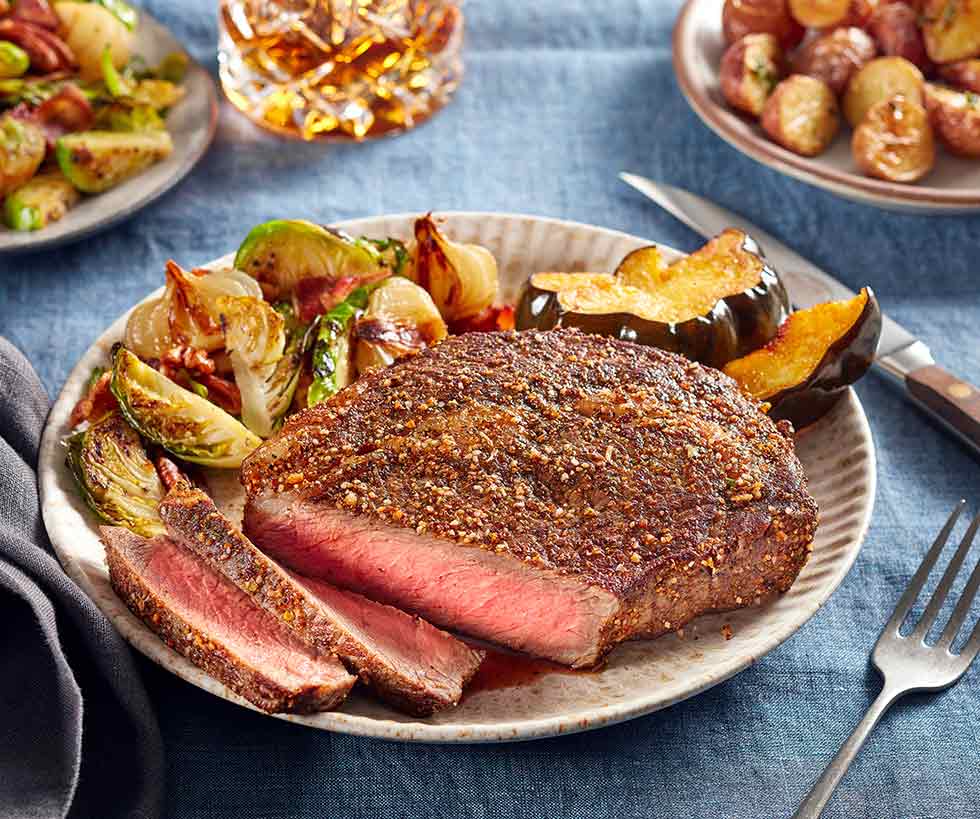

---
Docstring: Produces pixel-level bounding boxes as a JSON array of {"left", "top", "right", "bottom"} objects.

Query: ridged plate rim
[{"left": 38, "top": 211, "right": 877, "bottom": 743}]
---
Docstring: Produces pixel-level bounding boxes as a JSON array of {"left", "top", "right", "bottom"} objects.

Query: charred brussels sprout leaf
[
  {"left": 65, "top": 411, "right": 166, "bottom": 537},
  {"left": 308, "top": 286, "right": 370, "bottom": 407},
  {"left": 220, "top": 296, "right": 311, "bottom": 437},
  {"left": 111, "top": 347, "right": 261, "bottom": 468},
  {"left": 234, "top": 219, "right": 383, "bottom": 300},
  {"left": 362, "top": 236, "right": 411, "bottom": 276}
]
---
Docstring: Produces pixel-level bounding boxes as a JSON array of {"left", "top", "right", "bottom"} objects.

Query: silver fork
[{"left": 793, "top": 502, "right": 980, "bottom": 819}]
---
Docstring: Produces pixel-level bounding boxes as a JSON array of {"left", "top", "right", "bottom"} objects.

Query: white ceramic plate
[
  {"left": 39, "top": 212, "right": 877, "bottom": 743},
  {"left": 0, "top": 12, "right": 217, "bottom": 254},
  {"left": 674, "top": 0, "right": 980, "bottom": 212}
]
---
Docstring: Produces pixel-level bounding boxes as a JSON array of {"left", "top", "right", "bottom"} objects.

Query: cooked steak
[
  {"left": 158, "top": 488, "right": 485, "bottom": 716},
  {"left": 102, "top": 526, "right": 355, "bottom": 713},
  {"left": 242, "top": 329, "right": 818, "bottom": 667}
]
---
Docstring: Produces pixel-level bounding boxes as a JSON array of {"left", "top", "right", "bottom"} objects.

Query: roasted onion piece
[{"left": 412, "top": 214, "right": 498, "bottom": 323}]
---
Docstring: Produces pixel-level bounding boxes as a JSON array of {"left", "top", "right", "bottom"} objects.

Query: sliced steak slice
[
  {"left": 101, "top": 526, "right": 354, "bottom": 714},
  {"left": 158, "top": 488, "right": 485, "bottom": 716},
  {"left": 245, "top": 494, "right": 621, "bottom": 667},
  {"left": 242, "top": 329, "right": 819, "bottom": 667}
]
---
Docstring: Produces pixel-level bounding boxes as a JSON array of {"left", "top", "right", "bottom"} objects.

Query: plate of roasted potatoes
[{"left": 674, "top": 0, "right": 980, "bottom": 211}]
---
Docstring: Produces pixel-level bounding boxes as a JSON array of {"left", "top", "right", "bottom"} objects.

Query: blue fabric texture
[{"left": 2, "top": 1, "right": 980, "bottom": 816}]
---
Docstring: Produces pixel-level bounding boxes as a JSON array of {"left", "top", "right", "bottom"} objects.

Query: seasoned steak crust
[{"left": 242, "top": 329, "right": 818, "bottom": 653}]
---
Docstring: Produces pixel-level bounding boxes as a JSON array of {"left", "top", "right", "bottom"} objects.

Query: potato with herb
[
  {"left": 721, "top": 33, "right": 786, "bottom": 117},
  {"left": 792, "top": 26, "right": 877, "bottom": 95},
  {"left": 722, "top": 0, "right": 805, "bottom": 48},
  {"left": 852, "top": 95, "right": 935, "bottom": 181},
  {"left": 923, "top": 82, "right": 980, "bottom": 155},
  {"left": 762, "top": 74, "right": 840, "bottom": 156},
  {"left": 843, "top": 56, "right": 924, "bottom": 127},
  {"left": 921, "top": 0, "right": 980, "bottom": 64},
  {"left": 55, "top": 0, "right": 133, "bottom": 79}
]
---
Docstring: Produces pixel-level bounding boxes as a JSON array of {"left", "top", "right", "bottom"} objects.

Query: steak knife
[{"left": 619, "top": 172, "right": 980, "bottom": 458}]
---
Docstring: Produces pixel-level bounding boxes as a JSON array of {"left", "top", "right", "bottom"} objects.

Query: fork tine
[
  {"left": 884, "top": 501, "right": 965, "bottom": 635},
  {"left": 911, "top": 514, "right": 980, "bottom": 641},
  {"left": 937, "top": 517, "right": 980, "bottom": 650}
]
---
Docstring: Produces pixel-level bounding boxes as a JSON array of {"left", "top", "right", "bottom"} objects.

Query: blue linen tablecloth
[{"left": 2, "top": 1, "right": 980, "bottom": 816}]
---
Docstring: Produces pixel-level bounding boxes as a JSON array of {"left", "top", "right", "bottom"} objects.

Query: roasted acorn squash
[
  {"left": 515, "top": 229, "right": 789, "bottom": 368},
  {"left": 723, "top": 287, "right": 881, "bottom": 428}
]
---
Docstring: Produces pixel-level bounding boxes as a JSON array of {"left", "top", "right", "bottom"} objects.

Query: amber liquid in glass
[{"left": 218, "top": 0, "right": 463, "bottom": 140}]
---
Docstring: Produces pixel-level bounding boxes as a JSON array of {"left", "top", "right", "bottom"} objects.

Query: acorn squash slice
[
  {"left": 515, "top": 228, "right": 789, "bottom": 369},
  {"left": 723, "top": 287, "right": 881, "bottom": 428}
]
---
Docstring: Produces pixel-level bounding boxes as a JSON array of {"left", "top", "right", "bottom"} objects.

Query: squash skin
[
  {"left": 729, "top": 287, "right": 882, "bottom": 429},
  {"left": 515, "top": 230, "right": 789, "bottom": 369},
  {"left": 516, "top": 280, "right": 739, "bottom": 368}
]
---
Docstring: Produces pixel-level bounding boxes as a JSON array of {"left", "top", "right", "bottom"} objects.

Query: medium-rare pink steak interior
[
  {"left": 102, "top": 526, "right": 355, "bottom": 714},
  {"left": 158, "top": 487, "right": 485, "bottom": 716},
  {"left": 242, "top": 329, "right": 819, "bottom": 668}
]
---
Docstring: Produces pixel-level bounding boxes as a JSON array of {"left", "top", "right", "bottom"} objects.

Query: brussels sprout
[
  {"left": 307, "top": 287, "right": 371, "bottom": 407},
  {"left": 152, "top": 51, "right": 188, "bottom": 83},
  {"left": 94, "top": 103, "right": 164, "bottom": 132},
  {"left": 124, "top": 263, "right": 264, "bottom": 359},
  {"left": 65, "top": 411, "right": 166, "bottom": 537},
  {"left": 353, "top": 277, "right": 448, "bottom": 375},
  {"left": 412, "top": 215, "right": 498, "bottom": 322},
  {"left": 0, "top": 41, "right": 30, "bottom": 79},
  {"left": 56, "top": 130, "right": 173, "bottom": 194},
  {"left": 361, "top": 236, "right": 412, "bottom": 276},
  {"left": 220, "top": 297, "right": 312, "bottom": 437},
  {"left": 4, "top": 172, "right": 80, "bottom": 231},
  {"left": 101, "top": 47, "right": 184, "bottom": 109},
  {"left": 111, "top": 347, "right": 262, "bottom": 469},
  {"left": 234, "top": 219, "right": 383, "bottom": 299},
  {"left": 0, "top": 115, "right": 45, "bottom": 197}
]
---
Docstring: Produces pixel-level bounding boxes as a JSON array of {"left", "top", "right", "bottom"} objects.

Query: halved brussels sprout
[
  {"left": 354, "top": 276, "right": 448, "bottom": 374},
  {"left": 412, "top": 215, "right": 498, "bottom": 322},
  {"left": 234, "top": 219, "right": 383, "bottom": 300},
  {"left": 111, "top": 346, "right": 261, "bottom": 468},
  {"left": 65, "top": 410, "right": 166, "bottom": 537},
  {"left": 101, "top": 46, "right": 184, "bottom": 109},
  {"left": 308, "top": 286, "right": 371, "bottom": 407},
  {"left": 219, "top": 297, "right": 311, "bottom": 437},
  {"left": 124, "top": 262, "right": 263, "bottom": 359}
]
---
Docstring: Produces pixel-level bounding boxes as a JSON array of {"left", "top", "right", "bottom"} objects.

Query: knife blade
[{"left": 620, "top": 172, "right": 980, "bottom": 457}]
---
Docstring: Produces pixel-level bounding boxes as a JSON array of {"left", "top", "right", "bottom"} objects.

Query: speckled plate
[
  {"left": 38, "top": 212, "right": 876, "bottom": 743},
  {"left": 0, "top": 11, "right": 217, "bottom": 255},
  {"left": 674, "top": 0, "right": 980, "bottom": 212}
]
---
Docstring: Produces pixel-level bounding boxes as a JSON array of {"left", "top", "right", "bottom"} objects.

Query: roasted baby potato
[
  {"left": 843, "top": 56, "right": 924, "bottom": 127},
  {"left": 938, "top": 58, "right": 980, "bottom": 91},
  {"left": 923, "top": 82, "right": 980, "bottom": 155},
  {"left": 788, "top": 0, "right": 851, "bottom": 28},
  {"left": 762, "top": 74, "right": 841, "bottom": 155},
  {"left": 792, "top": 26, "right": 877, "bottom": 94},
  {"left": 0, "top": 115, "right": 45, "bottom": 197},
  {"left": 721, "top": 33, "right": 786, "bottom": 116},
  {"left": 921, "top": 0, "right": 980, "bottom": 64},
  {"left": 723, "top": 0, "right": 805, "bottom": 49},
  {"left": 868, "top": 2, "right": 933, "bottom": 72},
  {"left": 852, "top": 95, "right": 935, "bottom": 181}
]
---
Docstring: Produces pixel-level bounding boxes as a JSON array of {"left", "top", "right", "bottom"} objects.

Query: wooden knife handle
[{"left": 906, "top": 365, "right": 980, "bottom": 453}]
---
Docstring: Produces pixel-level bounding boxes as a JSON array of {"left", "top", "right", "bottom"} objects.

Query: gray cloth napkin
[{"left": 0, "top": 337, "right": 163, "bottom": 819}]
